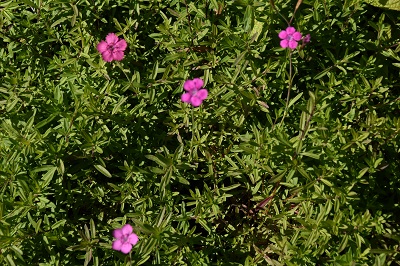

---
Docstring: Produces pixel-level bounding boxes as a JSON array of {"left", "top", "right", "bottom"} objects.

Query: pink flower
[
  {"left": 278, "top": 27, "right": 302, "bottom": 49},
  {"left": 303, "top": 34, "right": 311, "bottom": 44},
  {"left": 97, "top": 33, "right": 127, "bottom": 62},
  {"left": 181, "top": 78, "right": 208, "bottom": 107},
  {"left": 112, "top": 224, "right": 139, "bottom": 254}
]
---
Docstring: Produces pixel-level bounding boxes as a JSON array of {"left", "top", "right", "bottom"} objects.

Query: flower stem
[
  {"left": 190, "top": 108, "right": 195, "bottom": 158},
  {"left": 269, "top": 0, "right": 289, "bottom": 26},
  {"left": 279, "top": 50, "right": 293, "bottom": 127}
]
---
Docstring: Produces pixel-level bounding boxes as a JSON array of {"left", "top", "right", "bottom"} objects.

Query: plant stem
[
  {"left": 279, "top": 50, "right": 293, "bottom": 127},
  {"left": 184, "top": 0, "right": 195, "bottom": 46},
  {"left": 190, "top": 108, "right": 195, "bottom": 158},
  {"left": 269, "top": 0, "right": 290, "bottom": 26},
  {"left": 116, "top": 61, "right": 130, "bottom": 81}
]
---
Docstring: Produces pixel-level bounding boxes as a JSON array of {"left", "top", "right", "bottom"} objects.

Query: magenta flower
[
  {"left": 112, "top": 224, "right": 139, "bottom": 254},
  {"left": 97, "top": 33, "right": 127, "bottom": 62},
  {"left": 278, "top": 27, "right": 302, "bottom": 49},
  {"left": 303, "top": 34, "right": 311, "bottom": 44},
  {"left": 181, "top": 78, "right": 208, "bottom": 107}
]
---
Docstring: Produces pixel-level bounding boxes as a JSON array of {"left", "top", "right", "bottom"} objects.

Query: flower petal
[
  {"left": 112, "top": 239, "right": 123, "bottom": 251},
  {"left": 105, "top": 33, "right": 119, "bottom": 44},
  {"left": 191, "top": 97, "right": 203, "bottom": 107},
  {"left": 97, "top": 41, "right": 108, "bottom": 53},
  {"left": 286, "top": 27, "right": 296, "bottom": 35},
  {"left": 292, "top": 32, "right": 302, "bottom": 41},
  {"left": 280, "top": 40, "right": 289, "bottom": 48},
  {"left": 303, "top": 34, "right": 311, "bottom": 43},
  {"left": 120, "top": 243, "right": 132, "bottom": 254},
  {"left": 121, "top": 224, "right": 133, "bottom": 235},
  {"left": 101, "top": 50, "right": 113, "bottom": 62},
  {"left": 183, "top": 80, "right": 195, "bottom": 91},
  {"left": 114, "top": 39, "right": 127, "bottom": 51},
  {"left": 196, "top": 89, "right": 208, "bottom": 100},
  {"left": 112, "top": 51, "right": 125, "bottom": 61},
  {"left": 113, "top": 229, "right": 123, "bottom": 239},
  {"left": 278, "top": 30, "right": 288, "bottom": 40},
  {"left": 181, "top": 93, "right": 192, "bottom": 103},
  {"left": 128, "top": 233, "right": 139, "bottom": 245},
  {"left": 288, "top": 40, "right": 298, "bottom": 49},
  {"left": 192, "top": 78, "right": 204, "bottom": 89}
]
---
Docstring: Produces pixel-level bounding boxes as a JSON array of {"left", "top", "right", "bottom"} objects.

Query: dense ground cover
[{"left": 1, "top": 0, "right": 400, "bottom": 265}]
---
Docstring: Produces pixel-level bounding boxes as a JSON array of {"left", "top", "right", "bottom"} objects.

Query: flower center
[
  {"left": 108, "top": 44, "right": 115, "bottom": 51},
  {"left": 190, "top": 89, "right": 198, "bottom": 96}
]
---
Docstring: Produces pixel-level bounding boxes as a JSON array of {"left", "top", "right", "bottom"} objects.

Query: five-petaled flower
[
  {"left": 112, "top": 224, "right": 139, "bottom": 254},
  {"left": 97, "top": 33, "right": 127, "bottom": 62},
  {"left": 278, "top": 27, "right": 302, "bottom": 49},
  {"left": 181, "top": 78, "right": 208, "bottom": 107}
]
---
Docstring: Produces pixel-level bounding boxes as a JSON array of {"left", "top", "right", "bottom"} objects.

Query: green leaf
[
  {"left": 24, "top": 109, "right": 36, "bottom": 132},
  {"left": 6, "top": 254, "right": 16, "bottom": 266},
  {"left": 198, "top": 218, "right": 211, "bottom": 233},
  {"left": 20, "top": 0, "right": 39, "bottom": 9},
  {"left": 113, "top": 18, "right": 123, "bottom": 32},
  {"left": 40, "top": 167, "right": 57, "bottom": 188},
  {"left": 35, "top": 219, "right": 42, "bottom": 234},
  {"left": 243, "top": 6, "right": 254, "bottom": 32},
  {"left": 163, "top": 52, "right": 186, "bottom": 62},
  {"left": 320, "top": 178, "right": 333, "bottom": 187},
  {"left": 51, "top": 17, "right": 69, "bottom": 28},
  {"left": 300, "top": 151, "right": 320, "bottom": 159},
  {"left": 84, "top": 248, "right": 92, "bottom": 266},
  {"left": 27, "top": 212, "right": 37, "bottom": 228},
  {"left": 357, "top": 167, "right": 369, "bottom": 179},
  {"left": 338, "top": 234, "right": 349, "bottom": 253},
  {"left": 209, "top": 0, "right": 219, "bottom": 10},
  {"left": 313, "top": 68, "right": 330, "bottom": 80},
  {"left": 94, "top": 165, "right": 112, "bottom": 178},
  {"left": 112, "top": 96, "right": 127, "bottom": 114},
  {"left": 234, "top": 51, "right": 247, "bottom": 66},
  {"left": 70, "top": 4, "right": 78, "bottom": 27},
  {"left": 90, "top": 219, "right": 96, "bottom": 238},
  {"left": 51, "top": 219, "right": 66, "bottom": 230},
  {"left": 141, "top": 237, "right": 158, "bottom": 255},
  {"left": 220, "top": 184, "right": 241, "bottom": 191},
  {"left": 364, "top": 0, "right": 400, "bottom": 10},
  {"left": 392, "top": 63, "right": 400, "bottom": 68},
  {"left": 288, "top": 92, "right": 303, "bottom": 108},
  {"left": 269, "top": 169, "right": 288, "bottom": 183},
  {"left": 6, "top": 98, "right": 19, "bottom": 112},
  {"left": 35, "top": 114, "right": 58, "bottom": 129},
  {"left": 250, "top": 20, "right": 263, "bottom": 42},
  {"left": 145, "top": 154, "right": 172, "bottom": 168},
  {"left": 177, "top": 175, "right": 190, "bottom": 185}
]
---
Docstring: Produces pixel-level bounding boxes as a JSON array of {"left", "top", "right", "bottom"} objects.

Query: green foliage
[
  {"left": 365, "top": 0, "right": 400, "bottom": 10},
  {"left": 1, "top": 0, "right": 400, "bottom": 265}
]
